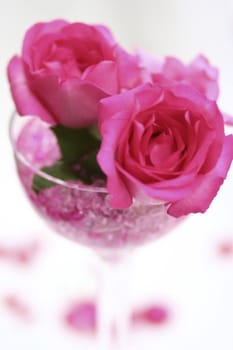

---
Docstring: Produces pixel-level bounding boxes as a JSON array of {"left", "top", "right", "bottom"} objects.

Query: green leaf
[
  {"left": 88, "top": 124, "right": 101, "bottom": 140},
  {"left": 32, "top": 161, "right": 79, "bottom": 193},
  {"left": 32, "top": 124, "right": 105, "bottom": 194},
  {"left": 77, "top": 149, "right": 106, "bottom": 184},
  {"left": 51, "top": 125, "right": 101, "bottom": 164}
]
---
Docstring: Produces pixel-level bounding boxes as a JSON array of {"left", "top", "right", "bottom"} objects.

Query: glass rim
[{"left": 9, "top": 111, "right": 108, "bottom": 194}]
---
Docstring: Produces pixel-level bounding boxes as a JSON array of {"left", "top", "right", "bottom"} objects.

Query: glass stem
[{"left": 96, "top": 253, "right": 132, "bottom": 350}]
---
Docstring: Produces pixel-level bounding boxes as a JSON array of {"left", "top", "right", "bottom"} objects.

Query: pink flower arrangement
[
  {"left": 8, "top": 20, "right": 141, "bottom": 128},
  {"left": 8, "top": 20, "right": 233, "bottom": 217}
]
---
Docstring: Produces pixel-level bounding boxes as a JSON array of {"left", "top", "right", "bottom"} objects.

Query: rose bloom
[
  {"left": 138, "top": 52, "right": 219, "bottom": 101},
  {"left": 8, "top": 20, "right": 141, "bottom": 128},
  {"left": 97, "top": 82, "right": 233, "bottom": 217}
]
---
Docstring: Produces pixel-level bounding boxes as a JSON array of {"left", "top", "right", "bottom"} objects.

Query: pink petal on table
[
  {"left": 0, "top": 241, "right": 40, "bottom": 266},
  {"left": 64, "top": 301, "right": 96, "bottom": 333},
  {"left": 217, "top": 240, "right": 233, "bottom": 257},
  {"left": 3, "top": 295, "right": 33, "bottom": 322},
  {"left": 132, "top": 305, "right": 170, "bottom": 326},
  {"left": 63, "top": 300, "right": 170, "bottom": 334}
]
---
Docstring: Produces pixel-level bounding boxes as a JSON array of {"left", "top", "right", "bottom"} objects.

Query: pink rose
[
  {"left": 139, "top": 52, "right": 219, "bottom": 100},
  {"left": 8, "top": 20, "right": 141, "bottom": 128},
  {"left": 97, "top": 82, "right": 233, "bottom": 217}
]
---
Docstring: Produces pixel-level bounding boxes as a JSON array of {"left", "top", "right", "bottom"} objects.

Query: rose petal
[
  {"left": 134, "top": 84, "right": 164, "bottom": 111},
  {"left": 115, "top": 47, "right": 143, "bottom": 90},
  {"left": 7, "top": 56, "right": 55, "bottom": 124},
  {"left": 82, "top": 61, "right": 118, "bottom": 95},
  {"left": 98, "top": 88, "right": 137, "bottom": 127},
  {"left": 117, "top": 162, "right": 198, "bottom": 201},
  {"left": 97, "top": 114, "right": 132, "bottom": 208},
  {"left": 168, "top": 135, "right": 233, "bottom": 216},
  {"left": 22, "top": 20, "right": 68, "bottom": 64},
  {"left": 94, "top": 24, "right": 117, "bottom": 48},
  {"left": 161, "top": 54, "right": 219, "bottom": 100},
  {"left": 30, "top": 76, "right": 108, "bottom": 127},
  {"left": 135, "top": 48, "right": 163, "bottom": 82},
  {"left": 190, "top": 55, "right": 219, "bottom": 100}
]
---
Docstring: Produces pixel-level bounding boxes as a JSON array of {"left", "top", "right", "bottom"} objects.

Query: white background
[{"left": 0, "top": 0, "right": 233, "bottom": 349}]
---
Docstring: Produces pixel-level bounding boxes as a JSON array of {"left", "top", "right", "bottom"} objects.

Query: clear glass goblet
[{"left": 9, "top": 113, "right": 182, "bottom": 349}]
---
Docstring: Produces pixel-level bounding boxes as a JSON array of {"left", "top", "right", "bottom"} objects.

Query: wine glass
[{"left": 9, "top": 112, "right": 182, "bottom": 349}]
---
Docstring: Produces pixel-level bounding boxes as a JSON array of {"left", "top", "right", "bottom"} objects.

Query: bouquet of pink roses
[{"left": 8, "top": 19, "right": 233, "bottom": 218}]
